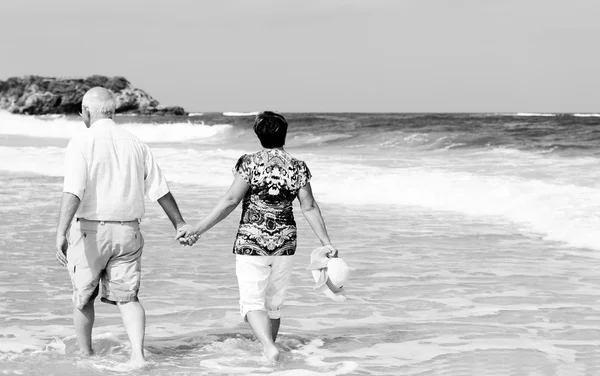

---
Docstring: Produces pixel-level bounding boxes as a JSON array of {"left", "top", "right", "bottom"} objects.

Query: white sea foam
[
  {"left": 0, "top": 146, "right": 66, "bottom": 176},
  {"left": 0, "top": 111, "right": 232, "bottom": 143},
  {"left": 35, "top": 114, "right": 64, "bottom": 119},
  {"left": 290, "top": 133, "right": 353, "bottom": 146},
  {"left": 312, "top": 163, "right": 600, "bottom": 251},
  {"left": 515, "top": 112, "right": 557, "bottom": 117},
  {"left": 0, "top": 146, "right": 243, "bottom": 186},
  {"left": 0, "top": 111, "right": 85, "bottom": 139},
  {"left": 573, "top": 113, "right": 600, "bottom": 117},
  {"left": 223, "top": 111, "right": 259, "bottom": 116},
  {"left": 2, "top": 143, "right": 600, "bottom": 252},
  {"left": 123, "top": 122, "right": 232, "bottom": 143}
]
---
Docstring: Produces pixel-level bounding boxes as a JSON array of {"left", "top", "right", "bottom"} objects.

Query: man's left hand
[{"left": 55, "top": 235, "right": 68, "bottom": 267}]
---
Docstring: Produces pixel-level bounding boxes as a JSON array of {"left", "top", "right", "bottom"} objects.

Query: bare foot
[
  {"left": 263, "top": 345, "right": 280, "bottom": 363},
  {"left": 79, "top": 349, "right": 94, "bottom": 357},
  {"left": 128, "top": 355, "right": 147, "bottom": 369}
]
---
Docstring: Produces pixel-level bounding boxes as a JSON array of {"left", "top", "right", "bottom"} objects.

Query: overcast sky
[{"left": 0, "top": 0, "right": 598, "bottom": 112}]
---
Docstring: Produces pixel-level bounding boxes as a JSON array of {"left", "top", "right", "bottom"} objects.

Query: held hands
[
  {"left": 55, "top": 235, "right": 68, "bottom": 267},
  {"left": 175, "top": 223, "right": 200, "bottom": 246}
]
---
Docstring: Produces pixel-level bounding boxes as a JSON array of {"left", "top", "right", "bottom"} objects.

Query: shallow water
[
  {"left": 1, "top": 175, "right": 599, "bottom": 375},
  {"left": 1, "top": 112, "right": 600, "bottom": 375}
]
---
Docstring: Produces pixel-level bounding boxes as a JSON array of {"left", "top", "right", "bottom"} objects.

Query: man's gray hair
[{"left": 82, "top": 90, "right": 116, "bottom": 117}]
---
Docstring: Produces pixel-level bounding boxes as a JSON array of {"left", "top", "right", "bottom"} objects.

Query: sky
[{"left": 0, "top": 0, "right": 598, "bottom": 113}]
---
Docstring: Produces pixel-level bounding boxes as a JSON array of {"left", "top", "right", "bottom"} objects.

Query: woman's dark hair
[{"left": 253, "top": 111, "right": 288, "bottom": 148}]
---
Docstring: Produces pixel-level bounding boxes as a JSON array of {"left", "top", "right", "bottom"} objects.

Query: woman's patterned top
[{"left": 232, "top": 149, "right": 311, "bottom": 256}]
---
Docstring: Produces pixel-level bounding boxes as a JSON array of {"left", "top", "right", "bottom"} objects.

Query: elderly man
[{"left": 54, "top": 87, "right": 195, "bottom": 365}]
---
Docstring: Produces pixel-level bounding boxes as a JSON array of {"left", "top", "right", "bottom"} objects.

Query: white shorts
[{"left": 235, "top": 255, "right": 295, "bottom": 320}]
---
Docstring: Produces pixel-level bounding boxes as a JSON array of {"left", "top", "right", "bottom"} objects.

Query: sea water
[{"left": 1, "top": 111, "right": 600, "bottom": 375}]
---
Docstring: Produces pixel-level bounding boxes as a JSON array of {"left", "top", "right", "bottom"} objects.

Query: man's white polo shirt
[{"left": 63, "top": 118, "right": 170, "bottom": 221}]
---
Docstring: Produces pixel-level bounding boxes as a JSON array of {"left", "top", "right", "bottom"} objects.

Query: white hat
[{"left": 308, "top": 247, "right": 349, "bottom": 302}]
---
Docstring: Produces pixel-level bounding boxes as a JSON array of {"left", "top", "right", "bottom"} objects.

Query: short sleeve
[
  {"left": 144, "top": 144, "right": 170, "bottom": 201},
  {"left": 63, "top": 137, "right": 87, "bottom": 200},
  {"left": 233, "top": 154, "right": 252, "bottom": 184},
  {"left": 298, "top": 161, "right": 312, "bottom": 188}
]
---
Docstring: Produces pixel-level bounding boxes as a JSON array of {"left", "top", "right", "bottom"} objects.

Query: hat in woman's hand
[{"left": 308, "top": 246, "right": 349, "bottom": 302}]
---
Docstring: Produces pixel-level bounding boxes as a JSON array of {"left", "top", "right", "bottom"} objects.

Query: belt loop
[{"left": 100, "top": 221, "right": 105, "bottom": 226}]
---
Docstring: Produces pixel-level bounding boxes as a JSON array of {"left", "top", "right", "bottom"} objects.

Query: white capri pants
[{"left": 235, "top": 255, "right": 295, "bottom": 320}]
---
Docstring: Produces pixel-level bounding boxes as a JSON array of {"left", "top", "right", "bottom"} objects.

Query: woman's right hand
[{"left": 325, "top": 244, "right": 338, "bottom": 258}]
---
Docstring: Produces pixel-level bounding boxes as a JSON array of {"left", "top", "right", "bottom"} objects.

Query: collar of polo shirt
[{"left": 90, "top": 118, "right": 115, "bottom": 128}]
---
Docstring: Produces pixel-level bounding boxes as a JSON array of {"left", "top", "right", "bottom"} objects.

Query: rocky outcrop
[{"left": 0, "top": 75, "right": 187, "bottom": 116}]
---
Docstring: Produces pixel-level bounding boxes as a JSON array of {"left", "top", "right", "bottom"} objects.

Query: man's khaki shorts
[{"left": 66, "top": 218, "right": 144, "bottom": 309}]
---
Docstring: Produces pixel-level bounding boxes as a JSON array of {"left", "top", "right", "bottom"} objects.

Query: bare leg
[
  {"left": 116, "top": 300, "right": 146, "bottom": 365},
  {"left": 246, "top": 310, "right": 280, "bottom": 362},
  {"left": 270, "top": 318, "right": 281, "bottom": 342},
  {"left": 73, "top": 300, "right": 95, "bottom": 356}
]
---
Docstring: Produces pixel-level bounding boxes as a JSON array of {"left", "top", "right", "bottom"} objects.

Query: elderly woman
[{"left": 178, "top": 111, "right": 337, "bottom": 362}]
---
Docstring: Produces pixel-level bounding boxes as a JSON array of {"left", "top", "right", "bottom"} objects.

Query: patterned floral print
[{"left": 232, "top": 149, "right": 311, "bottom": 256}]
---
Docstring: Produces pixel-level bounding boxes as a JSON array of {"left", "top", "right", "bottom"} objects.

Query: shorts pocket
[
  {"left": 67, "top": 226, "right": 83, "bottom": 246},
  {"left": 66, "top": 260, "right": 76, "bottom": 275},
  {"left": 68, "top": 226, "right": 97, "bottom": 246},
  {"left": 123, "top": 229, "right": 144, "bottom": 256},
  {"left": 79, "top": 230, "right": 99, "bottom": 254}
]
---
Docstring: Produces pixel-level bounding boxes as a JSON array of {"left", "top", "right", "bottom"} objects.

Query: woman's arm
[
  {"left": 297, "top": 182, "right": 338, "bottom": 256},
  {"left": 177, "top": 174, "right": 250, "bottom": 240}
]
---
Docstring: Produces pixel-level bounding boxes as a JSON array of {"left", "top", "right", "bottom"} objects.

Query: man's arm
[
  {"left": 55, "top": 192, "right": 81, "bottom": 266},
  {"left": 143, "top": 146, "right": 194, "bottom": 244},
  {"left": 157, "top": 192, "right": 186, "bottom": 229},
  {"left": 57, "top": 136, "right": 86, "bottom": 266}
]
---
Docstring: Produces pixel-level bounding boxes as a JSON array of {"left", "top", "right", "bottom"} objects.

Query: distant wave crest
[
  {"left": 515, "top": 113, "right": 557, "bottom": 117},
  {"left": 223, "top": 112, "right": 259, "bottom": 117},
  {"left": 573, "top": 113, "right": 600, "bottom": 117}
]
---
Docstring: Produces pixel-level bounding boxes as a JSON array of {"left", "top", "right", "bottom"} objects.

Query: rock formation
[{"left": 0, "top": 75, "right": 187, "bottom": 116}]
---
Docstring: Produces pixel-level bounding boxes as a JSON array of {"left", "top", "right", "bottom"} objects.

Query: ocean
[{"left": 1, "top": 111, "right": 600, "bottom": 375}]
